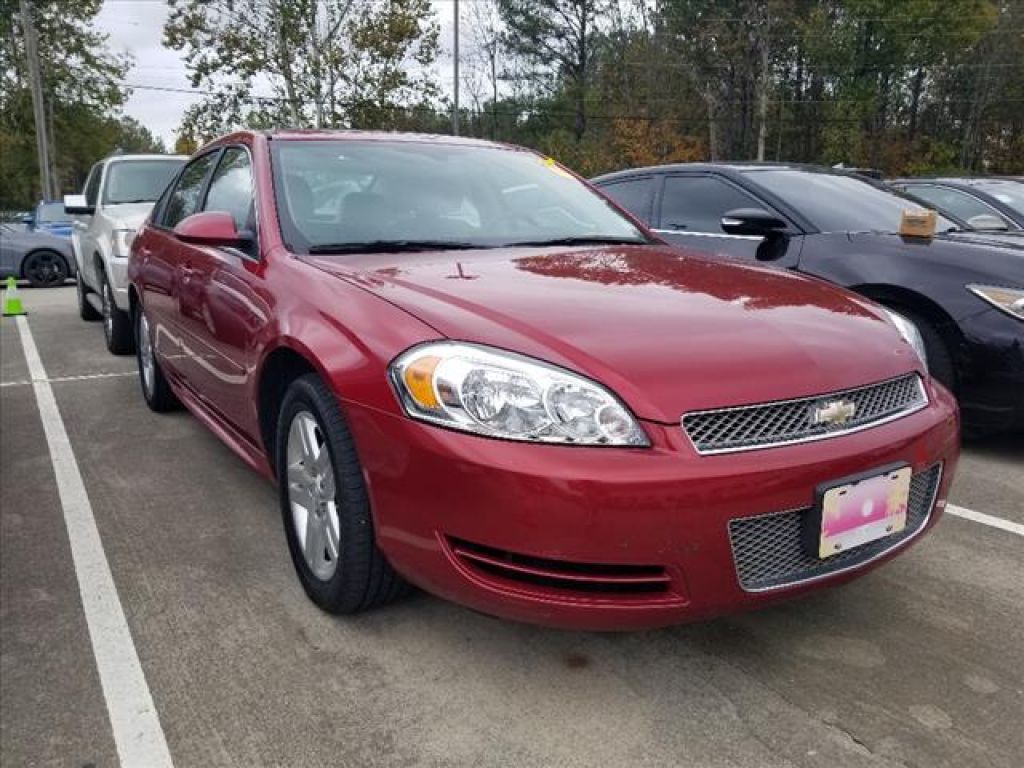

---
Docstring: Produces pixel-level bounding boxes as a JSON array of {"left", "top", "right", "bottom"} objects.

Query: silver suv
[{"left": 65, "top": 154, "right": 186, "bottom": 353}]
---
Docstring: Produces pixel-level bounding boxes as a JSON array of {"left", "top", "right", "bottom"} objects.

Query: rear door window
[
  {"left": 599, "top": 177, "right": 655, "bottom": 223},
  {"left": 659, "top": 175, "right": 765, "bottom": 233}
]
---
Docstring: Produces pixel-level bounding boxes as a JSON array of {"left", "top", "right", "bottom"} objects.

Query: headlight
[
  {"left": 112, "top": 228, "right": 136, "bottom": 258},
  {"left": 390, "top": 342, "right": 649, "bottom": 446},
  {"left": 967, "top": 284, "right": 1024, "bottom": 321},
  {"left": 882, "top": 309, "right": 928, "bottom": 368}
]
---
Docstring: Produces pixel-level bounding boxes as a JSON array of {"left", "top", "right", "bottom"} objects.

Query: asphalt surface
[{"left": 2, "top": 285, "right": 1022, "bottom": 768}]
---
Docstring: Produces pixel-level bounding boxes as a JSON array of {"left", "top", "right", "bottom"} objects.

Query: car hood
[
  {"left": 104, "top": 202, "right": 156, "bottom": 230},
  {"left": 302, "top": 245, "right": 921, "bottom": 422}
]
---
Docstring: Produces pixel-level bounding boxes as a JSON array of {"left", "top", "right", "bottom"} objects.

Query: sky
[{"left": 94, "top": 0, "right": 461, "bottom": 147}]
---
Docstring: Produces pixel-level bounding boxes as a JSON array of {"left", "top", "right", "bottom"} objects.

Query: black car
[
  {"left": 592, "top": 163, "right": 1024, "bottom": 434},
  {"left": 890, "top": 177, "right": 1024, "bottom": 232}
]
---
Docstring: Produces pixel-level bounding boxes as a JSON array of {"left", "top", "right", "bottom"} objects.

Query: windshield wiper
[
  {"left": 108, "top": 199, "right": 155, "bottom": 205},
  {"left": 499, "top": 236, "right": 648, "bottom": 247},
  {"left": 308, "top": 240, "right": 491, "bottom": 254}
]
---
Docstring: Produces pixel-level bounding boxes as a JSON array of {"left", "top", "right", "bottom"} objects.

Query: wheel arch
[
  {"left": 256, "top": 342, "right": 327, "bottom": 471},
  {"left": 850, "top": 283, "right": 966, "bottom": 381}
]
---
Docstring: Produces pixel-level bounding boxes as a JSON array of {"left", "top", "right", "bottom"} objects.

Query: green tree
[
  {"left": 164, "top": 0, "right": 441, "bottom": 140},
  {"left": 0, "top": 0, "right": 132, "bottom": 206},
  {"left": 498, "top": 0, "right": 611, "bottom": 140}
]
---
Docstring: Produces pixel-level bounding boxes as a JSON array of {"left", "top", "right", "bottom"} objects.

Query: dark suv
[{"left": 592, "top": 163, "right": 1024, "bottom": 434}]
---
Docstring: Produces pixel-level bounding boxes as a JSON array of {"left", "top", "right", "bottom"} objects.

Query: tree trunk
[{"left": 757, "top": 37, "right": 769, "bottom": 161}]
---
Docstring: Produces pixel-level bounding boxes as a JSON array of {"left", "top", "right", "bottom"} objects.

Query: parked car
[
  {"left": 889, "top": 177, "right": 1024, "bottom": 231},
  {"left": 0, "top": 223, "right": 76, "bottom": 287},
  {"left": 592, "top": 163, "right": 1024, "bottom": 435},
  {"left": 23, "top": 200, "right": 73, "bottom": 238},
  {"left": 128, "top": 131, "right": 958, "bottom": 630},
  {"left": 64, "top": 153, "right": 187, "bottom": 353}
]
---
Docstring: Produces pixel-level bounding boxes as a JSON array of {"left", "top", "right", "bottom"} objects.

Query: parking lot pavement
[{"left": 2, "top": 285, "right": 1022, "bottom": 768}]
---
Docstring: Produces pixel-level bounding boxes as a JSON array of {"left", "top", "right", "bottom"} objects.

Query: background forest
[{"left": 3, "top": 0, "right": 1023, "bottom": 208}]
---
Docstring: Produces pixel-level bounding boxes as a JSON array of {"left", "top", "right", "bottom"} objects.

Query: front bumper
[
  {"left": 958, "top": 307, "right": 1024, "bottom": 433},
  {"left": 347, "top": 381, "right": 959, "bottom": 630}
]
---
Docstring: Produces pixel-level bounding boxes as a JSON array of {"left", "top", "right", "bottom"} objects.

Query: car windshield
[
  {"left": 748, "top": 170, "right": 956, "bottom": 233},
  {"left": 103, "top": 159, "right": 185, "bottom": 205},
  {"left": 270, "top": 139, "right": 648, "bottom": 252},
  {"left": 37, "top": 202, "right": 68, "bottom": 222},
  {"left": 973, "top": 181, "right": 1024, "bottom": 215}
]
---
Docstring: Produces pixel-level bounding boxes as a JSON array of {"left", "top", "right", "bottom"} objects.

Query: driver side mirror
[
  {"left": 64, "top": 194, "right": 94, "bottom": 216},
  {"left": 174, "top": 211, "right": 250, "bottom": 247},
  {"left": 721, "top": 208, "right": 788, "bottom": 237}
]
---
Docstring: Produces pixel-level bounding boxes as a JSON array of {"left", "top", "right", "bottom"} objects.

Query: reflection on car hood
[{"left": 303, "top": 245, "right": 920, "bottom": 421}]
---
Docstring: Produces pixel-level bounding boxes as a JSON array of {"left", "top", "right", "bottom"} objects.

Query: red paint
[{"left": 129, "top": 131, "right": 960, "bottom": 630}]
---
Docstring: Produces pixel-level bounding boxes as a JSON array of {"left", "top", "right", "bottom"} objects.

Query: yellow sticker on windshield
[{"left": 541, "top": 156, "right": 574, "bottom": 179}]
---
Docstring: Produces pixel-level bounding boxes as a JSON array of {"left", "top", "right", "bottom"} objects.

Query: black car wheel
[
  {"left": 99, "top": 269, "right": 135, "bottom": 355},
  {"left": 22, "top": 250, "right": 68, "bottom": 288},
  {"left": 900, "top": 310, "right": 956, "bottom": 394},
  {"left": 77, "top": 274, "right": 102, "bottom": 321},
  {"left": 135, "top": 305, "right": 179, "bottom": 412},
  {"left": 276, "top": 373, "right": 409, "bottom": 614}
]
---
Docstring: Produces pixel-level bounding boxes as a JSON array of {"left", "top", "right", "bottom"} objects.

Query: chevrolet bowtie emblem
[{"left": 811, "top": 399, "right": 858, "bottom": 428}]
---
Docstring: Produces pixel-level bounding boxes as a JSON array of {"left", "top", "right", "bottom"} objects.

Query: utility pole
[
  {"left": 20, "top": 0, "right": 56, "bottom": 200},
  {"left": 452, "top": 0, "right": 460, "bottom": 135}
]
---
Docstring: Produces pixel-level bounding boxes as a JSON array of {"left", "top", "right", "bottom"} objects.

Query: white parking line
[
  {"left": 14, "top": 316, "right": 174, "bottom": 768},
  {"left": 0, "top": 370, "right": 136, "bottom": 388},
  {"left": 946, "top": 503, "right": 1024, "bottom": 537}
]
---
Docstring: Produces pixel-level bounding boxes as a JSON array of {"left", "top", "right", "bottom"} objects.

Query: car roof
[
  {"left": 591, "top": 161, "right": 858, "bottom": 183},
  {"left": 257, "top": 128, "right": 518, "bottom": 151},
  {"left": 104, "top": 153, "right": 188, "bottom": 164},
  {"left": 891, "top": 177, "right": 1022, "bottom": 188}
]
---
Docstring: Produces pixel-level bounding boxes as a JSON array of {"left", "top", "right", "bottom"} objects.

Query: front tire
[
  {"left": 899, "top": 309, "right": 956, "bottom": 394},
  {"left": 135, "top": 305, "right": 179, "bottom": 412},
  {"left": 99, "top": 269, "right": 134, "bottom": 355},
  {"left": 22, "top": 250, "right": 68, "bottom": 288},
  {"left": 276, "top": 374, "right": 408, "bottom": 614},
  {"left": 77, "top": 274, "right": 102, "bottom": 321}
]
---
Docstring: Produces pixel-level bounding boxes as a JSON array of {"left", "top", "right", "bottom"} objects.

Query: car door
[
  {"left": 0, "top": 225, "right": 18, "bottom": 275},
  {"left": 73, "top": 162, "right": 104, "bottom": 286},
  {"left": 653, "top": 173, "right": 803, "bottom": 266},
  {"left": 140, "top": 150, "right": 221, "bottom": 381},
  {"left": 178, "top": 146, "right": 270, "bottom": 438}
]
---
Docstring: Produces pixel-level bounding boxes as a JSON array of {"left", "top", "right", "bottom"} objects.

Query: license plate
[{"left": 810, "top": 465, "right": 912, "bottom": 559}]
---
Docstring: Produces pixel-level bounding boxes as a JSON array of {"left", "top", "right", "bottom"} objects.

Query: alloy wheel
[
  {"left": 102, "top": 280, "right": 113, "bottom": 341},
  {"left": 286, "top": 411, "right": 340, "bottom": 581},
  {"left": 138, "top": 310, "right": 155, "bottom": 397}
]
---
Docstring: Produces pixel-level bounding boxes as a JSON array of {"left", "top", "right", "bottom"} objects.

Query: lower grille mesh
[{"left": 728, "top": 463, "right": 942, "bottom": 591}]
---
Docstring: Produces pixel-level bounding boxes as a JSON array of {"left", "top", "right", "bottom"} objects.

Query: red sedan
[{"left": 128, "top": 131, "right": 959, "bottom": 630}]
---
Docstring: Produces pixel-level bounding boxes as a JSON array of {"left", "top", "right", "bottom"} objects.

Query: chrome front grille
[
  {"left": 728, "top": 463, "right": 942, "bottom": 592},
  {"left": 682, "top": 374, "right": 927, "bottom": 455}
]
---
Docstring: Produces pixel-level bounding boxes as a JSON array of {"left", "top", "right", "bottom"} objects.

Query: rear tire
[
  {"left": 77, "top": 274, "right": 101, "bottom": 321},
  {"left": 22, "top": 249, "right": 68, "bottom": 288},
  {"left": 99, "top": 269, "right": 134, "bottom": 355},
  {"left": 135, "top": 305, "right": 179, "bottom": 412},
  {"left": 276, "top": 374, "right": 409, "bottom": 614}
]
